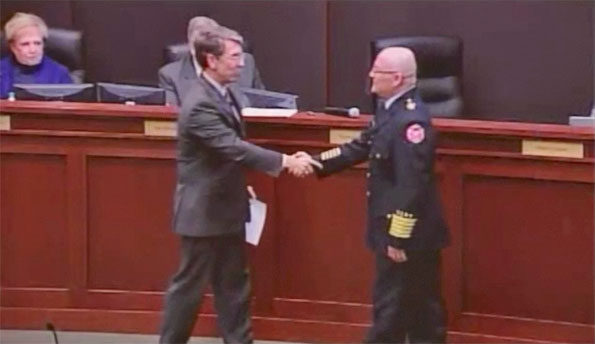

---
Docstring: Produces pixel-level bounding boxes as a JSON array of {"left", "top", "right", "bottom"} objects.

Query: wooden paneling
[
  {"left": 275, "top": 172, "right": 372, "bottom": 304},
  {"left": 68, "top": 0, "right": 327, "bottom": 109},
  {"left": 1, "top": 1, "right": 592, "bottom": 122},
  {"left": 0, "top": 101, "right": 593, "bottom": 343},
  {"left": 0, "top": 0, "right": 73, "bottom": 28},
  {"left": 327, "top": 1, "right": 593, "bottom": 122},
  {"left": 462, "top": 175, "right": 593, "bottom": 324},
  {"left": 86, "top": 155, "right": 177, "bottom": 291},
  {"left": 0, "top": 152, "right": 69, "bottom": 288}
]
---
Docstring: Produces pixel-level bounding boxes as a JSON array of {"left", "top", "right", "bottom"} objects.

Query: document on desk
[
  {"left": 246, "top": 198, "right": 267, "bottom": 246},
  {"left": 242, "top": 107, "right": 297, "bottom": 117}
]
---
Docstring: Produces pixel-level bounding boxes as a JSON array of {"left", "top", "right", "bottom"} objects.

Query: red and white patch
[{"left": 405, "top": 123, "right": 425, "bottom": 144}]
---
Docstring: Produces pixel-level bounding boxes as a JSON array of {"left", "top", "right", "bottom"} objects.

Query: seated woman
[{"left": 0, "top": 12, "right": 72, "bottom": 99}]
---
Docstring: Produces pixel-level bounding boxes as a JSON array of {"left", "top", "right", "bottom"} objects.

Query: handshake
[{"left": 282, "top": 151, "right": 322, "bottom": 178}]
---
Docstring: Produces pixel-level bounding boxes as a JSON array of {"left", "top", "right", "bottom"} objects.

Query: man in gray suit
[
  {"left": 158, "top": 16, "right": 265, "bottom": 107},
  {"left": 159, "top": 25, "right": 313, "bottom": 344}
]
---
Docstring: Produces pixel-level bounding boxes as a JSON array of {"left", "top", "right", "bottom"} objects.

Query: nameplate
[
  {"left": 521, "top": 139, "right": 583, "bottom": 159},
  {"left": 0, "top": 115, "right": 10, "bottom": 131},
  {"left": 329, "top": 129, "right": 360, "bottom": 144},
  {"left": 144, "top": 120, "right": 177, "bottom": 137}
]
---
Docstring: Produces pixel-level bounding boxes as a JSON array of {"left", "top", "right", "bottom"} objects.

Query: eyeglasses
[
  {"left": 369, "top": 69, "right": 400, "bottom": 75},
  {"left": 369, "top": 70, "right": 415, "bottom": 78}
]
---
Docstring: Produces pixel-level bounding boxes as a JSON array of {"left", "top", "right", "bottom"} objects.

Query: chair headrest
[{"left": 45, "top": 28, "right": 83, "bottom": 70}]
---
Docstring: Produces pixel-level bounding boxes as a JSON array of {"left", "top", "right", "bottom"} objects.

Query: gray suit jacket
[
  {"left": 173, "top": 75, "right": 282, "bottom": 237},
  {"left": 159, "top": 53, "right": 264, "bottom": 107}
]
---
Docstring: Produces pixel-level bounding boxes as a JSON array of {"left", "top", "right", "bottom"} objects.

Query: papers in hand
[
  {"left": 242, "top": 107, "right": 297, "bottom": 117},
  {"left": 245, "top": 198, "right": 267, "bottom": 246}
]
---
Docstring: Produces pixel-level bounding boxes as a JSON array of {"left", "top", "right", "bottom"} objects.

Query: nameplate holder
[
  {"left": 329, "top": 129, "right": 360, "bottom": 144},
  {"left": 0, "top": 115, "right": 10, "bottom": 131},
  {"left": 521, "top": 139, "right": 583, "bottom": 159},
  {"left": 144, "top": 120, "right": 176, "bottom": 137}
]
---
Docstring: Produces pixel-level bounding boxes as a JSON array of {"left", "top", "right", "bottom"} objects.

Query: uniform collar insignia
[{"left": 405, "top": 98, "right": 416, "bottom": 110}]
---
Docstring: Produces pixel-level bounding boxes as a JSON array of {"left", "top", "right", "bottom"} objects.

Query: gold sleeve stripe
[
  {"left": 320, "top": 147, "right": 341, "bottom": 161},
  {"left": 391, "top": 219, "right": 416, "bottom": 225},
  {"left": 387, "top": 211, "right": 418, "bottom": 239}
]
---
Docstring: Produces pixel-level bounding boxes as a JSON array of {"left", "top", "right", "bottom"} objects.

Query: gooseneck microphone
[
  {"left": 46, "top": 322, "right": 59, "bottom": 344},
  {"left": 323, "top": 106, "right": 360, "bottom": 118}
]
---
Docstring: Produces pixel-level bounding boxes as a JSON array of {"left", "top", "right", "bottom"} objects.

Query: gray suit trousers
[{"left": 159, "top": 232, "right": 253, "bottom": 344}]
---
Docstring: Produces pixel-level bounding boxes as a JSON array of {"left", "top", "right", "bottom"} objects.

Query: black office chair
[
  {"left": 0, "top": 28, "right": 85, "bottom": 83},
  {"left": 371, "top": 36, "right": 463, "bottom": 117},
  {"left": 163, "top": 40, "right": 254, "bottom": 65}
]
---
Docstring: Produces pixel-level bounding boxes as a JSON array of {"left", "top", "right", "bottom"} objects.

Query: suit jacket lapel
[{"left": 198, "top": 76, "right": 244, "bottom": 137}]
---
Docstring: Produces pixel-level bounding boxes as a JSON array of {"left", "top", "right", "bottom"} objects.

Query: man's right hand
[{"left": 283, "top": 152, "right": 315, "bottom": 177}]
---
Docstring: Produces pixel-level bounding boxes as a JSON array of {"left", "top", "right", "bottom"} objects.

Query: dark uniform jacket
[
  {"left": 173, "top": 75, "right": 282, "bottom": 237},
  {"left": 315, "top": 88, "right": 449, "bottom": 253}
]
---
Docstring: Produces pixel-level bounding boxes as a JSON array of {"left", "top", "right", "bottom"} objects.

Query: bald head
[
  {"left": 369, "top": 47, "right": 418, "bottom": 98},
  {"left": 377, "top": 47, "right": 417, "bottom": 80}
]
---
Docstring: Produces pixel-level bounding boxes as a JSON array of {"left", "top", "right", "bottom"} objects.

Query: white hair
[
  {"left": 187, "top": 16, "right": 219, "bottom": 44},
  {"left": 4, "top": 12, "right": 48, "bottom": 42}
]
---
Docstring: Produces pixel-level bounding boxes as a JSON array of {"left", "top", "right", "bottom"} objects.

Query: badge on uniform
[
  {"left": 405, "top": 123, "right": 425, "bottom": 144},
  {"left": 405, "top": 98, "right": 416, "bottom": 110}
]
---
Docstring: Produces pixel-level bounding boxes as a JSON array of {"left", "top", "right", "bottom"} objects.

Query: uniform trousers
[
  {"left": 159, "top": 232, "right": 253, "bottom": 344},
  {"left": 364, "top": 250, "right": 446, "bottom": 343}
]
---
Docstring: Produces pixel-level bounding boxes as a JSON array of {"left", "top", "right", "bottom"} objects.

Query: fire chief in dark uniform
[{"left": 313, "top": 47, "right": 449, "bottom": 343}]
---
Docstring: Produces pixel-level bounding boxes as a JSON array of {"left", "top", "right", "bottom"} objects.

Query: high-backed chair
[
  {"left": 0, "top": 27, "right": 85, "bottom": 83},
  {"left": 371, "top": 36, "right": 463, "bottom": 117}
]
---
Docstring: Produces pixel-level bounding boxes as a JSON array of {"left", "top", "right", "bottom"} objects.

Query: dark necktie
[{"left": 224, "top": 90, "right": 241, "bottom": 121}]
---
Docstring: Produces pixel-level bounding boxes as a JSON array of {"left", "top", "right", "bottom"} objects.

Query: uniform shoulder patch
[{"left": 405, "top": 123, "right": 425, "bottom": 144}]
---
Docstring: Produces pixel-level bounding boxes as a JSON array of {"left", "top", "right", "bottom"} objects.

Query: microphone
[
  {"left": 46, "top": 322, "right": 59, "bottom": 344},
  {"left": 323, "top": 106, "right": 360, "bottom": 118}
]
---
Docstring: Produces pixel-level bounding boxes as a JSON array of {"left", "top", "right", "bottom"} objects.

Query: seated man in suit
[
  {"left": 0, "top": 12, "right": 72, "bottom": 99},
  {"left": 158, "top": 16, "right": 264, "bottom": 107}
]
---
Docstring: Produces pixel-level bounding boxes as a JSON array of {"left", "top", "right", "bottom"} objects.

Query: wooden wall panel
[
  {"left": 274, "top": 171, "right": 373, "bottom": 305},
  {"left": 328, "top": 1, "right": 593, "bottom": 122},
  {"left": 0, "top": 153, "right": 69, "bottom": 288},
  {"left": 0, "top": 0, "right": 73, "bottom": 29},
  {"left": 68, "top": 0, "right": 327, "bottom": 109},
  {"left": 1, "top": 0, "right": 592, "bottom": 122},
  {"left": 86, "top": 155, "right": 177, "bottom": 292},
  {"left": 462, "top": 175, "right": 594, "bottom": 324}
]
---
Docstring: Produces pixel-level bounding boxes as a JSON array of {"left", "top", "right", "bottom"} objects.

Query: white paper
[
  {"left": 241, "top": 107, "right": 297, "bottom": 117},
  {"left": 245, "top": 198, "right": 267, "bottom": 246}
]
